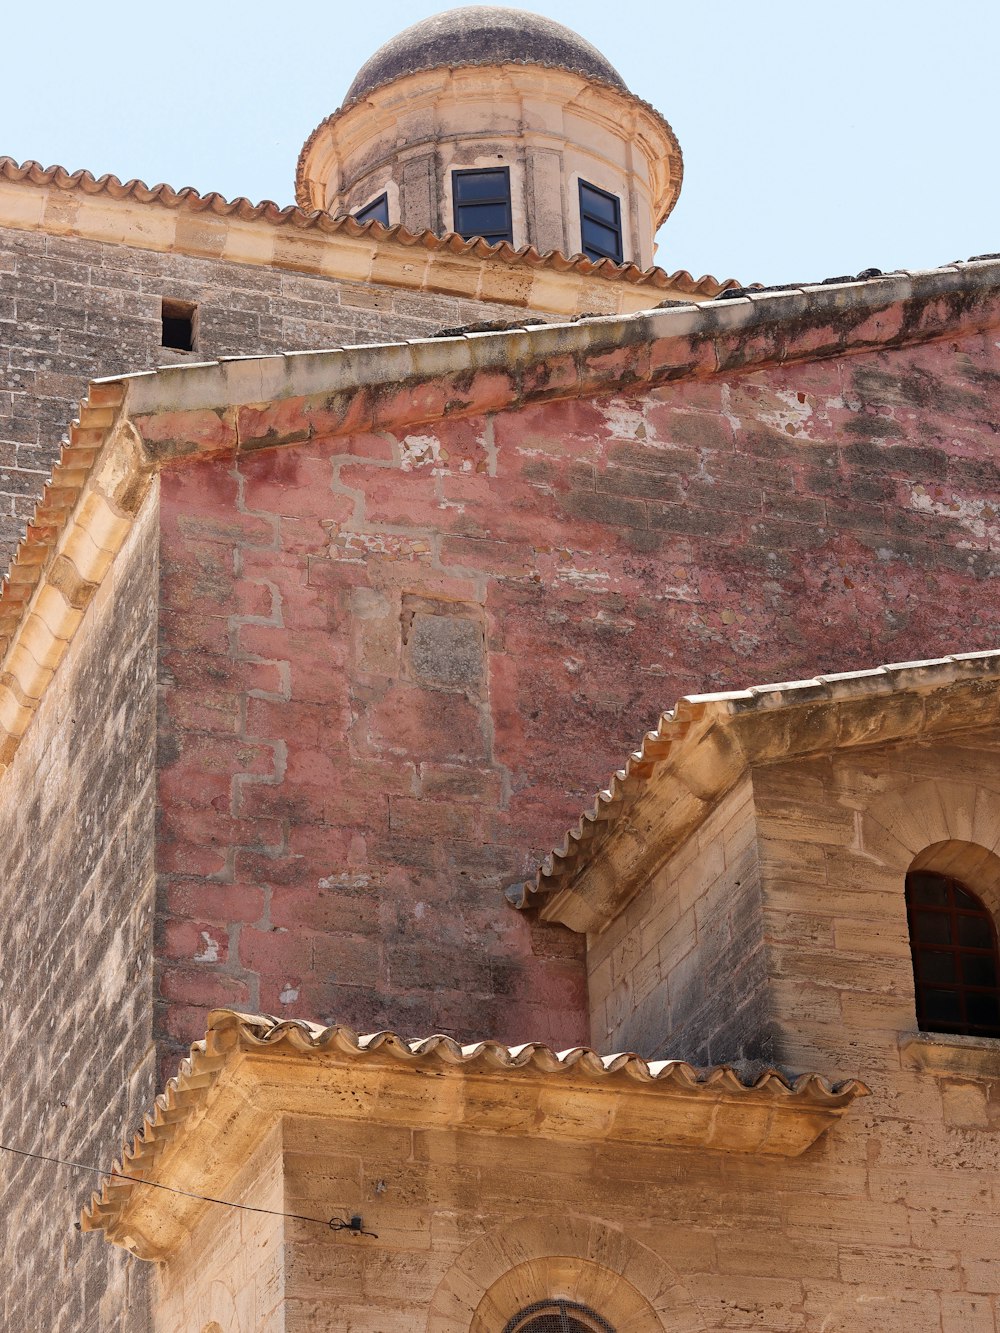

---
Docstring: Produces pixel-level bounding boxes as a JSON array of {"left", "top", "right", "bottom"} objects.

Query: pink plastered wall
[{"left": 154, "top": 326, "right": 1000, "bottom": 1065}]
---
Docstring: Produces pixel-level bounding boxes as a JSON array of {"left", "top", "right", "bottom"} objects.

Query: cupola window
[
  {"left": 579, "top": 181, "right": 623, "bottom": 264},
  {"left": 452, "top": 168, "right": 513, "bottom": 244},
  {"left": 354, "top": 193, "right": 389, "bottom": 226},
  {"left": 906, "top": 870, "right": 1000, "bottom": 1037},
  {"left": 503, "top": 1300, "right": 615, "bottom": 1333}
]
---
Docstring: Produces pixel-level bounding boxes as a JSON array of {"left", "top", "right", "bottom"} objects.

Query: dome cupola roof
[{"left": 345, "top": 5, "right": 629, "bottom": 103}]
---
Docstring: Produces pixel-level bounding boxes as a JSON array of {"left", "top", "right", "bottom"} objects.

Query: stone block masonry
[
  {"left": 155, "top": 322, "right": 1000, "bottom": 1064},
  {"left": 0, "top": 222, "right": 534, "bottom": 569},
  {"left": 0, "top": 493, "right": 158, "bottom": 1333}
]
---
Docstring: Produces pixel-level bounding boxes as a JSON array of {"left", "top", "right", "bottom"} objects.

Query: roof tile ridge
[
  {"left": 0, "top": 155, "right": 730, "bottom": 293},
  {"left": 192, "top": 1010, "right": 871, "bottom": 1097}
]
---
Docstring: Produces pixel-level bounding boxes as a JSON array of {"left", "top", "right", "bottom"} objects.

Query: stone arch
[
  {"left": 907, "top": 840, "right": 1000, "bottom": 920},
  {"left": 860, "top": 779, "right": 1000, "bottom": 1031},
  {"left": 426, "top": 1214, "right": 703, "bottom": 1333},
  {"left": 860, "top": 779, "right": 1000, "bottom": 882}
]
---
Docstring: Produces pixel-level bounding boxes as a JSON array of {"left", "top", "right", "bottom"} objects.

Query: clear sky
[{"left": 3, "top": 0, "right": 996, "bottom": 286}]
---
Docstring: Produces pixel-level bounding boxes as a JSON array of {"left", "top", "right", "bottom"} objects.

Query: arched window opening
[
  {"left": 906, "top": 870, "right": 1000, "bottom": 1038},
  {"left": 502, "top": 1300, "right": 616, "bottom": 1333}
]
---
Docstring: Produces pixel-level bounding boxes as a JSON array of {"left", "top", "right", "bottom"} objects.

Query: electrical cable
[{"left": 0, "top": 1141, "right": 377, "bottom": 1236}]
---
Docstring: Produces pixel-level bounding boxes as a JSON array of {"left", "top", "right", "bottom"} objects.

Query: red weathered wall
[{"left": 155, "top": 326, "right": 1000, "bottom": 1062}]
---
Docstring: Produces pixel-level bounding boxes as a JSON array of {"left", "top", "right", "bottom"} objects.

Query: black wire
[{"left": 0, "top": 1141, "right": 376, "bottom": 1235}]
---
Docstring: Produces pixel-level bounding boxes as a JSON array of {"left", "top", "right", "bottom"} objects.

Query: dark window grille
[
  {"left": 579, "top": 180, "right": 623, "bottom": 264},
  {"left": 503, "top": 1299, "right": 615, "bottom": 1333},
  {"left": 452, "top": 167, "right": 513, "bottom": 244},
  {"left": 906, "top": 870, "right": 1000, "bottom": 1037},
  {"left": 354, "top": 193, "right": 389, "bottom": 227},
  {"left": 161, "top": 298, "right": 196, "bottom": 352}
]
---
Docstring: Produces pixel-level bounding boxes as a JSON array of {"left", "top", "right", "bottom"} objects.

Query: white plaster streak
[
  {"left": 910, "top": 484, "right": 998, "bottom": 546},
  {"left": 194, "top": 932, "right": 220, "bottom": 963},
  {"left": 399, "top": 434, "right": 442, "bottom": 470},
  {"left": 601, "top": 398, "right": 646, "bottom": 439},
  {"left": 556, "top": 567, "right": 612, "bottom": 589}
]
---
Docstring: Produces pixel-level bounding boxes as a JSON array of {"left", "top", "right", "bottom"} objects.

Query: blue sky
[{"left": 3, "top": 1, "right": 996, "bottom": 285}]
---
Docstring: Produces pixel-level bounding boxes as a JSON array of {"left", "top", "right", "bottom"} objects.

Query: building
[{"left": 0, "top": 7, "right": 998, "bottom": 1332}]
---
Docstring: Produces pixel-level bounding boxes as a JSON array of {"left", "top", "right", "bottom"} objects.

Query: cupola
[{"left": 295, "top": 6, "right": 683, "bottom": 269}]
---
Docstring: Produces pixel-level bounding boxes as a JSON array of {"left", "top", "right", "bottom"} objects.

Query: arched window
[
  {"left": 906, "top": 870, "right": 1000, "bottom": 1037},
  {"left": 502, "top": 1300, "right": 615, "bottom": 1333}
]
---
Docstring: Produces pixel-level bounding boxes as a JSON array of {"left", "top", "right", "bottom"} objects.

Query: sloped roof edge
[
  {"left": 0, "top": 156, "right": 718, "bottom": 299},
  {"left": 80, "top": 1009, "right": 868, "bottom": 1257},
  {"left": 513, "top": 650, "right": 1000, "bottom": 933},
  {"left": 1, "top": 257, "right": 999, "bottom": 778}
]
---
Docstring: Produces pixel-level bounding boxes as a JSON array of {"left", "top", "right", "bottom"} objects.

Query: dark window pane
[
  {"left": 582, "top": 219, "right": 621, "bottom": 253},
  {"left": 918, "top": 951, "right": 957, "bottom": 984},
  {"left": 355, "top": 194, "right": 389, "bottom": 226},
  {"left": 908, "top": 872, "right": 950, "bottom": 906},
  {"left": 967, "top": 993, "right": 1000, "bottom": 1027},
  {"left": 921, "top": 987, "right": 963, "bottom": 1024},
  {"left": 456, "top": 202, "right": 513, "bottom": 235},
  {"left": 962, "top": 953, "right": 998, "bottom": 987},
  {"left": 953, "top": 884, "right": 980, "bottom": 910},
  {"left": 453, "top": 169, "right": 512, "bottom": 242},
  {"left": 455, "top": 170, "right": 509, "bottom": 203},
  {"left": 958, "top": 914, "right": 994, "bottom": 949},
  {"left": 581, "top": 183, "right": 619, "bottom": 225},
  {"left": 578, "top": 180, "right": 622, "bottom": 263},
  {"left": 913, "top": 912, "right": 952, "bottom": 945}
]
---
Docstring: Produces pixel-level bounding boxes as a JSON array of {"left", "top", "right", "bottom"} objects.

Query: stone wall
[
  {"left": 0, "top": 493, "right": 158, "bottom": 1332},
  {"left": 272, "top": 1085, "right": 997, "bottom": 1332},
  {"left": 756, "top": 729, "right": 1000, "bottom": 1077},
  {"left": 0, "top": 221, "right": 531, "bottom": 569},
  {"left": 242, "top": 731, "right": 1000, "bottom": 1332},
  {"left": 154, "top": 323, "right": 1000, "bottom": 1062},
  {"left": 153, "top": 1123, "right": 284, "bottom": 1333},
  {"left": 587, "top": 779, "right": 771, "bottom": 1065}
]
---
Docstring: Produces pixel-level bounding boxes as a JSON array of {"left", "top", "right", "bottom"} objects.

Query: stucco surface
[{"left": 154, "top": 323, "right": 1000, "bottom": 1063}]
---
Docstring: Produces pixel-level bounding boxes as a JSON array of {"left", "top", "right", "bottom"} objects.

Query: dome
[{"left": 345, "top": 6, "right": 629, "bottom": 103}]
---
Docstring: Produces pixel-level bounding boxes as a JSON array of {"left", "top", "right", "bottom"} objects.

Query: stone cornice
[
  {"left": 79, "top": 1010, "right": 868, "bottom": 1261},
  {"left": 295, "top": 62, "right": 683, "bottom": 228},
  {"left": 0, "top": 158, "right": 725, "bottom": 315},
  {"left": 2, "top": 258, "right": 999, "bottom": 777}
]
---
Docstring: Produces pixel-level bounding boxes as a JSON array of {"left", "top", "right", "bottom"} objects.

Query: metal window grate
[
  {"left": 452, "top": 168, "right": 513, "bottom": 244},
  {"left": 503, "top": 1299, "right": 615, "bottom": 1333},
  {"left": 906, "top": 870, "right": 1000, "bottom": 1037}
]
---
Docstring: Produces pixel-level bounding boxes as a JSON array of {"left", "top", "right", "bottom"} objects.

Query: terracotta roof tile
[
  {"left": 0, "top": 157, "right": 733, "bottom": 298},
  {"left": 80, "top": 1009, "right": 868, "bottom": 1249}
]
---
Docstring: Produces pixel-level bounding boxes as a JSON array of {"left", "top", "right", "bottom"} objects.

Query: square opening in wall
[{"left": 161, "top": 298, "right": 197, "bottom": 352}]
